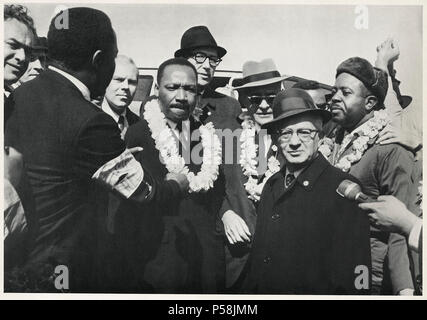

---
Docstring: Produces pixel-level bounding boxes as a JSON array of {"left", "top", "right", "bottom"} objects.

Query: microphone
[{"left": 336, "top": 179, "right": 375, "bottom": 203}]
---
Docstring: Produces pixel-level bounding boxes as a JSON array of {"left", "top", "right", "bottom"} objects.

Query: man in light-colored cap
[{"left": 220, "top": 58, "right": 289, "bottom": 291}]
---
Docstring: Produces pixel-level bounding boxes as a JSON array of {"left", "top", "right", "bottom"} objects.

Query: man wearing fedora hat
[
  {"left": 174, "top": 25, "right": 241, "bottom": 131},
  {"left": 325, "top": 56, "right": 415, "bottom": 295},
  {"left": 218, "top": 58, "right": 288, "bottom": 290},
  {"left": 243, "top": 88, "right": 371, "bottom": 294}
]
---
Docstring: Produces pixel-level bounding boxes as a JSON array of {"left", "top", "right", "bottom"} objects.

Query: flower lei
[
  {"left": 318, "top": 109, "right": 389, "bottom": 172},
  {"left": 143, "top": 99, "right": 222, "bottom": 193},
  {"left": 239, "top": 119, "right": 281, "bottom": 201}
]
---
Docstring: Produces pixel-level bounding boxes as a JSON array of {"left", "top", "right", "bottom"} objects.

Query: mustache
[
  {"left": 170, "top": 103, "right": 190, "bottom": 110},
  {"left": 255, "top": 109, "right": 273, "bottom": 115}
]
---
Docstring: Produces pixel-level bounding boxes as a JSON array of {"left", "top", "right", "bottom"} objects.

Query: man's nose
[
  {"left": 258, "top": 99, "right": 270, "bottom": 109},
  {"left": 176, "top": 88, "right": 187, "bottom": 101},
  {"left": 202, "top": 57, "right": 211, "bottom": 70},
  {"left": 120, "top": 79, "right": 130, "bottom": 91},
  {"left": 15, "top": 48, "right": 27, "bottom": 64},
  {"left": 331, "top": 91, "right": 342, "bottom": 103},
  {"left": 289, "top": 132, "right": 302, "bottom": 147}
]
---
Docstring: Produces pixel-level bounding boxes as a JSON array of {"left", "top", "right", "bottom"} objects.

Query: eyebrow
[{"left": 6, "top": 38, "right": 33, "bottom": 50}]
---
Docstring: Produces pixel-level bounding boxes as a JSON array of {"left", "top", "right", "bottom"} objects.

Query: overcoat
[{"left": 244, "top": 154, "right": 372, "bottom": 294}]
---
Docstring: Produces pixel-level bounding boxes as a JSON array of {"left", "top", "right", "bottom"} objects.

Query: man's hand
[
  {"left": 358, "top": 195, "right": 419, "bottom": 236},
  {"left": 166, "top": 172, "right": 189, "bottom": 193},
  {"left": 376, "top": 123, "right": 421, "bottom": 151},
  {"left": 222, "top": 210, "right": 252, "bottom": 244},
  {"left": 375, "top": 38, "right": 400, "bottom": 72},
  {"left": 398, "top": 288, "right": 415, "bottom": 296},
  {"left": 4, "top": 146, "right": 23, "bottom": 189}
]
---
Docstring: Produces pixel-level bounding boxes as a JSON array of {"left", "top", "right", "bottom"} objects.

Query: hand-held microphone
[{"left": 336, "top": 179, "right": 376, "bottom": 203}]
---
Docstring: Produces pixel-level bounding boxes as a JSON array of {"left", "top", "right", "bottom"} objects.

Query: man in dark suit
[
  {"left": 101, "top": 55, "right": 140, "bottom": 139},
  {"left": 174, "top": 25, "right": 241, "bottom": 131},
  {"left": 244, "top": 89, "right": 371, "bottom": 294},
  {"left": 124, "top": 58, "right": 226, "bottom": 293},
  {"left": 5, "top": 7, "right": 188, "bottom": 292}
]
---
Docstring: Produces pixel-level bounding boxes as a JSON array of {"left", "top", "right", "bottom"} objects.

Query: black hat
[
  {"left": 174, "top": 25, "right": 227, "bottom": 58},
  {"left": 262, "top": 88, "right": 331, "bottom": 134},
  {"left": 336, "top": 57, "right": 388, "bottom": 106}
]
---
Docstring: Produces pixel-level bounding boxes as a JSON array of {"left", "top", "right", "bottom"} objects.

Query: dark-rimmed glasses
[
  {"left": 277, "top": 128, "right": 319, "bottom": 142},
  {"left": 191, "top": 52, "right": 222, "bottom": 67}
]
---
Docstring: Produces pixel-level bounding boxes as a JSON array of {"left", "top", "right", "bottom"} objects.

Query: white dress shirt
[{"left": 101, "top": 98, "right": 129, "bottom": 139}]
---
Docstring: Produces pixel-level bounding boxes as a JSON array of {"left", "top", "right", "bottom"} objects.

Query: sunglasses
[{"left": 248, "top": 95, "right": 276, "bottom": 106}]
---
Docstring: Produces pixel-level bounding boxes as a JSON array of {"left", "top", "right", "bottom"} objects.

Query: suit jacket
[
  {"left": 197, "top": 86, "right": 242, "bottom": 131},
  {"left": 244, "top": 154, "right": 372, "bottom": 294},
  {"left": 122, "top": 113, "right": 226, "bottom": 293},
  {"left": 126, "top": 108, "right": 140, "bottom": 126},
  {"left": 4, "top": 70, "right": 159, "bottom": 292}
]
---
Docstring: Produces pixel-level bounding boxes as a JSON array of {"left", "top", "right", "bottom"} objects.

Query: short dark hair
[
  {"left": 4, "top": 4, "right": 37, "bottom": 37},
  {"left": 47, "top": 7, "right": 115, "bottom": 71},
  {"left": 292, "top": 80, "right": 320, "bottom": 90},
  {"left": 157, "top": 58, "right": 197, "bottom": 85}
]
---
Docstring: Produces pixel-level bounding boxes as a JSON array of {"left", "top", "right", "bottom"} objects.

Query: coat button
[
  {"left": 303, "top": 180, "right": 309, "bottom": 187},
  {"left": 263, "top": 256, "right": 271, "bottom": 264},
  {"left": 271, "top": 213, "right": 280, "bottom": 220}
]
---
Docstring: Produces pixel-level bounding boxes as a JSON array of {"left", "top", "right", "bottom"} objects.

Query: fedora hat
[
  {"left": 233, "top": 59, "right": 290, "bottom": 90},
  {"left": 262, "top": 88, "right": 331, "bottom": 134},
  {"left": 174, "top": 26, "right": 227, "bottom": 58}
]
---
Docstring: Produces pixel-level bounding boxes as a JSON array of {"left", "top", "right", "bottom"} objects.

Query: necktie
[
  {"left": 285, "top": 173, "right": 295, "bottom": 188},
  {"left": 118, "top": 115, "right": 125, "bottom": 132}
]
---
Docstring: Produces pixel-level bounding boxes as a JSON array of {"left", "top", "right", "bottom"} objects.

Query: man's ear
[
  {"left": 91, "top": 50, "right": 103, "bottom": 69},
  {"left": 365, "top": 95, "right": 378, "bottom": 112},
  {"left": 153, "top": 83, "right": 159, "bottom": 96}
]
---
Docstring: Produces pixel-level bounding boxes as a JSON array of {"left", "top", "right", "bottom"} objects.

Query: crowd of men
[{"left": 3, "top": 5, "right": 423, "bottom": 295}]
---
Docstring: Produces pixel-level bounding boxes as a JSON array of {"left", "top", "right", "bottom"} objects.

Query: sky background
[{"left": 24, "top": 2, "right": 423, "bottom": 112}]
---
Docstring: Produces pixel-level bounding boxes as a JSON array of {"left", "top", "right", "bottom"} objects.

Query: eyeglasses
[
  {"left": 248, "top": 95, "right": 276, "bottom": 106},
  {"left": 277, "top": 128, "right": 319, "bottom": 142},
  {"left": 191, "top": 52, "right": 222, "bottom": 67}
]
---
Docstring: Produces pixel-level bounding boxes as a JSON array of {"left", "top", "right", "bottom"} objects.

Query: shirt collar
[
  {"left": 101, "top": 98, "right": 127, "bottom": 123},
  {"left": 48, "top": 66, "right": 91, "bottom": 102},
  {"left": 166, "top": 118, "right": 190, "bottom": 131},
  {"left": 270, "top": 153, "right": 329, "bottom": 192}
]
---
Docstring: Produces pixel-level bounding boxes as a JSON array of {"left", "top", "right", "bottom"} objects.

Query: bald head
[{"left": 104, "top": 54, "right": 139, "bottom": 114}]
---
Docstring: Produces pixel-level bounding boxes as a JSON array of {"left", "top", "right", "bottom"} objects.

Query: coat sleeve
[
  {"left": 74, "top": 113, "right": 159, "bottom": 203},
  {"left": 376, "top": 145, "right": 415, "bottom": 293}
]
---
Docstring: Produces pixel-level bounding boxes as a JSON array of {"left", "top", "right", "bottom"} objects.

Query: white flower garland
[
  {"left": 143, "top": 99, "right": 222, "bottom": 193},
  {"left": 239, "top": 119, "right": 281, "bottom": 202},
  {"left": 318, "top": 109, "right": 389, "bottom": 172}
]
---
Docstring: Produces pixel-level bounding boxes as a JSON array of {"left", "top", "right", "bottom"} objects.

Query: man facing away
[{"left": 5, "top": 7, "right": 187, "bottom": 292}]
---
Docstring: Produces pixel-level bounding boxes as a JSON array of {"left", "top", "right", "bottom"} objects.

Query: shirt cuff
[
  {"left": 92, "top": 149, "right": 146, "bottom": 199},
  {"left": 408, "top": 218, "right": 423, "bottom": 252}
]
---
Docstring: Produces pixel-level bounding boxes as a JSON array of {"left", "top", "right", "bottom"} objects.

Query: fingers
[
  {"left": 127, "top": 147, "right": 143, "bottom": 154},
  {"left": 376, "top": 129, "right": 397, "bottom": 144},
  {"left": 358, "top": 201, "right": 380, "bottom": 211},
  {"left": 230, "top": 226, "right": 244, "bottom": 243},
  {"left": 225, "top": 227, "right": 237, "bottom": 244},
  {"left": 235, "top": 222, "right": 250, "bottom": 242}
]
